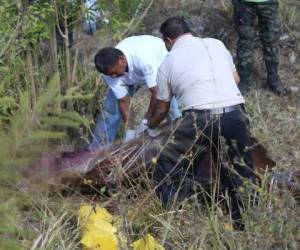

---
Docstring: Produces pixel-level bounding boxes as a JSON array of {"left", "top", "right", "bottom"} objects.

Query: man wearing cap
[
  {"left": 147, "top": 17, "right": 257, "bottom": 230},
  {"left": 89, "top": 35, "right": 181, "bottom": 149}
]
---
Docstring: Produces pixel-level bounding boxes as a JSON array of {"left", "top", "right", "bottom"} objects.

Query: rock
[
  {"left": 280, "top": 34, "right": 290, "bottom": 41},
  {"left": 289, "top": 51, "right": 297, "bottom": 64},
  {"left": 289, "top": 86, "right": 299, "bottom": 93}
]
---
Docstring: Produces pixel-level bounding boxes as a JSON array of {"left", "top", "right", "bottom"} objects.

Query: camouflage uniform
[{"left": 234, "top": 0, "right": 287, "bottom": 96}]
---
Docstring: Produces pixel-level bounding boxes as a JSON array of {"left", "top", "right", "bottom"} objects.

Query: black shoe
[
  {"left": 265, "top": 61, "right": 288, "bottom": 96},
  {"left": 237, "top": 64, "right": 252, "bottom": 95},
  {"left": 232, "top": 219, "right": 245, "bottom": 231},
  {"left": 268, "top": 79, "right": 288, "bottom": 96}
]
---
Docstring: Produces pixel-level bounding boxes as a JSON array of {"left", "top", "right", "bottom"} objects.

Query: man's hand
[
  {"left": 148, "top": 100, "right": 170, "bottom": 129},
  {"left": 137, "top": 118, "right": 149, "bottom": 134},
  {"left": 118, "top": 95, "right": 135, "bottom": 128},
  {"left": 144, "top": 86, "right": 157, "bottom": 120},
  {"left": 136, "top": 119, "right": 161, "bottom": 138}
]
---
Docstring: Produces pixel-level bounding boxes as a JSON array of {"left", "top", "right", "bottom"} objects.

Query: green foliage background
[{"left": 0, "top": 0, "right": 151, "bottom": 247}]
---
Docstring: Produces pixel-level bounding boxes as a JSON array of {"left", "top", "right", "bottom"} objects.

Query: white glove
[
  {"left": 137, "top": 118, "right": 149, "bottom": 134},
  {"left": 123, "top": 129, "right": 136, "bottom": 143},
  {"left": 147, "top": 128, "right": 162, "bottom": 138}
]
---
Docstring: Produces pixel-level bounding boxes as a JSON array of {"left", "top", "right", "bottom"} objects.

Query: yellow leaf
[
  {"left": 132, "top": 234, "right": 165, "bottom": 250},
  {"left": 79, "top": 204, "right": 127, "bottom": 250},
  {"left": 79, "top": 205, "right": 113, "bottom": 226},
  {"left": 85, "top": 219, "right": 117, "bottom": 235},
  {"left": 151, "top": 157, "right": 157, "bottom": 165},
  {"left": 224, "top": 223, "right": 233, "bottom": 232},
  {"left": 81, "top": 230, "right": 119, "bottom": 250}
]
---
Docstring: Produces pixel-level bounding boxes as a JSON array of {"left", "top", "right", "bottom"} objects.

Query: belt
[{"left": 183, "top": 104, "right": 241, "bottom": 116}]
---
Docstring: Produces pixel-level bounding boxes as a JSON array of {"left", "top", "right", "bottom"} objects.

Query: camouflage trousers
[{"left": 235, "top": 0, "right": 282, "bottom": 69}]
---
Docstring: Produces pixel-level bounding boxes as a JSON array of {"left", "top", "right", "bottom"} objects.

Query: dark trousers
[
  {"left": 153, "top": 106, "right": 256, "bottom": 223},
  {"left": 236, "top": 0, "right": 281, "bottom": 69}
]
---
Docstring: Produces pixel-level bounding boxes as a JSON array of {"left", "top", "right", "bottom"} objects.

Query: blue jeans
[
  {"left": 83, "top": 20, "right": 99, "bottom": 35},
  {"left": 88, "top": 86, "right": 181, "bottom": 149}
]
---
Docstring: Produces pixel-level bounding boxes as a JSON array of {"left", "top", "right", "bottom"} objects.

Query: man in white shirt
[
  {"left": 147, "top": 17, "right": 257, "bottom": 230},
  {"left": 88, "top": 35, "right": 181, "bottom": 149}
]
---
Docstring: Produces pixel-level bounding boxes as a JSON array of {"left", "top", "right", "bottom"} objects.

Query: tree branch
[{"left": 0, "top": 17, "right": 23, "bottom": 59}]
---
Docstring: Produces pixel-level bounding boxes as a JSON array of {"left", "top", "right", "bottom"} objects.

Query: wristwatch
[
  {"left": 141, "top": 118, "right": 148, "bottom": 126},
  {"left": 142, "top": 118, "right": 153, "bottom": 129}
]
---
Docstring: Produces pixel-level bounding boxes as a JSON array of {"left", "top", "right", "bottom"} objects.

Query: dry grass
[{"left": 2, "top": 0, "right": 299, "bottom": 249}]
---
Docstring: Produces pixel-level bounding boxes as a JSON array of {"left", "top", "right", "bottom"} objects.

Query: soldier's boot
[
  {"left": 237, "top": 64, "right": 252, "bottom": 95},
  {"left": 265, "top": 61, "right": 288, "bottom": 96}
]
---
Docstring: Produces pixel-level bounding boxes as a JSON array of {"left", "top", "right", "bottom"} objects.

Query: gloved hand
[
  {"left": 137, "top": 118, "right": 149, "bottom": 134},
  {"left": 147, "top": 128, "right": 162, "bottom": 138},
  {"left": 123, "top": 129, "right": 136, "bottom": 143}
]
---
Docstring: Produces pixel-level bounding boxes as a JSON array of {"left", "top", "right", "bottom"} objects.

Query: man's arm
[
  {"left": 148, "top": 100, "right": 170, "bottom": 129},
  {"left": 147, "top": 57, "right": 172, "bottom": 129},
  {"left": 105, "top": 77, "right": 135, "bottom": 128},
  {"left": 144, "top": 86, "right": 157, "bottom": 120},
  {"left": 233, "top": 70, "right": 240, "bottom": 84},
  {"left": 225, "top": 48, "right": 240, "bottom": 85},
  {"left": 118, "top": 95, "right": 135, "bottom": 129}
]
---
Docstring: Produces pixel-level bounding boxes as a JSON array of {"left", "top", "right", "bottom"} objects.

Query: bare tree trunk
[
  {"left": 71, "top": 47, "right": 79, "bottom": 85},
  {"left": 49, "top": 23, "right": 59, "bottom": 74},
  {"left": 26, "top": 48, "right": 37, "bottom": 108},
  {"left": 49, "top": 9, "right": 61, "bottom": 112},
  {"left": 54, "top": 1, "right": 73, "bottom": 109},
  {"left": 64, "top": 7, "right": 72, "bottom": 90},
  {"left": 71, "top": 0, "right": 85, "bottom": 85},
  {"left": 21, "top": 0, "right": 36, "bottom": 108},
  {"left": 71, "top": 22, "right": 81, "bottom": 85}
]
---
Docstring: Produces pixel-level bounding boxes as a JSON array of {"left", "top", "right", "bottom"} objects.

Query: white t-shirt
[
  {"left": 103, "top": 35, "right": 168, "bottom": 99},
  {"left": 157, "top": 34, "right": 245, "bottom": 110}
]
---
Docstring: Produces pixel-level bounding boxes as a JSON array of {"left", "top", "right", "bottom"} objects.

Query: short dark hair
[
  {"left": 160, "top": 16, "right": 191, "bottom": 40},
  {"left": 94, "top": 47, "right": 124, "bottom": 74}
]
